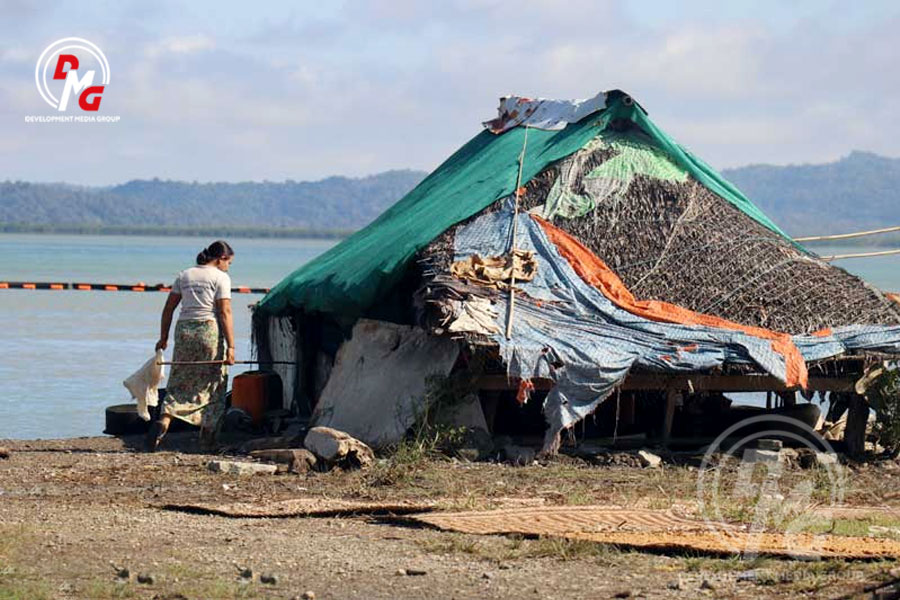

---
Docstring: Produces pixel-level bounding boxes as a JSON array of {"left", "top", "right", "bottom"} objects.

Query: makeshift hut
[{"left": 252, "top": 90, "right": 900, "bottom": 454}]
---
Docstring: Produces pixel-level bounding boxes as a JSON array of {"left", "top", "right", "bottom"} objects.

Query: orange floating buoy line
[
  {"left": 0, "top": 281, "right": 69, "bottom": 290},
  {"left": 0, "top": 281, "right": 270, "bottom": 293}
]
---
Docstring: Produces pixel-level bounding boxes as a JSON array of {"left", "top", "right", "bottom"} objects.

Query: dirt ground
[{"left": 1, "top": 433, "right": 900, "bottom": 600}]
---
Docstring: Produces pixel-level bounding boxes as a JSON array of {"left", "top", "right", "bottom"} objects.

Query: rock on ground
[
  {"left": 502, "top": 444, "right": 536, "bottom": 466},
  {"left": 250, "top": 448, "right": 318, "bottom": 474},
  {"left": 455, "top": 428, "right": 494, "bottom": 462},
  {"left": 637, "top": 450, "right": 662, "bottom": 468},
  {"left": 815, "top": 452, "right": 839, "bottom": 466},
  {"left": 757, "top": 439, "right": 783, "bottom": 451},
  {"left": 741, "top": 448, "right": 783, "bottom": 464},
  {"left": 207, "top": 460, "right": 278, "bottom": 476},
  {"left": 304, "top": 427, "right": 374, "bottom": 469}
]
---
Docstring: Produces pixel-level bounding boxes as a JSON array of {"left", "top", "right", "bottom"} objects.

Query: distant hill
[
  {"left": 2, "top": 151, "right": 899, "bottom": 240},
  {"left": 0, "top": 170, "right": 427, "bottom": 236},
  {"left": 722, "top": 151, "right": 900, "bottom": 238}
]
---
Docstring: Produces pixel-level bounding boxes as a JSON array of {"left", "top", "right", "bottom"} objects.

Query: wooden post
[
  {"left": 292, "top": 312, "right": 307, "bottom": 417},
  {"left": 505, "top": 126, "right": 529, "bottom": 340},
  {"left": 621, "top": 393, "right": 636, "bottom": 427},
  {"left": 663, "top": 389, "right": 679, "bottom": 445},
  {"left": 844, "top": 394, "right": 869, "bottom": 457},
  {"left": 779, "top": 391, "right": 797, "bottom": 407}
]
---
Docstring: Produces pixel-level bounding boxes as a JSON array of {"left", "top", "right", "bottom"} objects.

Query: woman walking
[{"left": 147, "top": 240, "right": 236, "bottom": 451}]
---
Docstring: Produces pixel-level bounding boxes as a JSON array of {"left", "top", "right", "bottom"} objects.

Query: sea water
[
  {"left": 0, "top": 234, "right": 335, "bottom": 439},
  {"left": 0, "top": 235, "right": 896, "bottom": 439}
]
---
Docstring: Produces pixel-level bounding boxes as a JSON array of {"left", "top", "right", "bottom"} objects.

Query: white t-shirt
[{"left": 172, "top": 265, "right": 232, "bottom": 322}]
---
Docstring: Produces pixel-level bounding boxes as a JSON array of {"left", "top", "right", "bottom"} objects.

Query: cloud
[
  {"left": 0, "top": 46, "right": 32, "bottom": 64},
  {"left": 1, "top": 1, "right": 899, "bottom": 184},
  {"left": 144, "top": 34, "right": 215, "bottom": 58},
  {"left": 626, "top": 25, "right": 767, "bottom": 99},
  {"left": 0, "top": 0, "right": 46, "bottom": 30}
]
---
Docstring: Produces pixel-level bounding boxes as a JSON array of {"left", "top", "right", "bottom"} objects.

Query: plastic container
[{"left": 230, "top": 371, "right": 284, "bottom": 425}]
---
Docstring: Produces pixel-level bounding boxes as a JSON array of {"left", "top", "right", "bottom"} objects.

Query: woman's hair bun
[{"left": 196, "top": 240, "right": 234, "bottom": 265}]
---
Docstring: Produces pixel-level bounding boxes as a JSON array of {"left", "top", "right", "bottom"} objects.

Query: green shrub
[{"left": 866, "top": 364, "right": 900, "bottom": 456}]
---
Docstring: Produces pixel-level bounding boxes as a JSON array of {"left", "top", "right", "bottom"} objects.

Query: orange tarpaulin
[{"left": 533, "top": 215, "right": 807, "bottom": 388}]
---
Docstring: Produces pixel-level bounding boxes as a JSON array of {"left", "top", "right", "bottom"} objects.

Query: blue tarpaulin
[{"left": 453, "top": 201, "right": 900, "bottom": 450}]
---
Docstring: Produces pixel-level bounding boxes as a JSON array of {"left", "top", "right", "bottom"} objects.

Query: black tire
[{"left": 104, "top": 403, "right": 150, "bottom": 435}]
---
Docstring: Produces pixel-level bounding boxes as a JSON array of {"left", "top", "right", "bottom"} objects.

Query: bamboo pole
[
  {"left": 505, "top": 126, "right": 529, "bottom": 340},
  {"left": 820, "top": 248, "right": 900, "bottom": 261},
  {"left": 157, "top": 360, "right": 294, "bottom": 366},
  {"left": 794, "top": 225, "right": 900, "bottom": 242}
]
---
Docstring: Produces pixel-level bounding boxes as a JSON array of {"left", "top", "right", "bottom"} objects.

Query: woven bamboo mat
[
  {"left": 161, "top": 498, "right": 434, "bottom": 518},
  {"left": 409, "top": 505, "right": 900, "bottom": 559}
]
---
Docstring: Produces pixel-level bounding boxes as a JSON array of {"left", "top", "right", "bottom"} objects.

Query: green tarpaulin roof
[{"left": 255, "top": 91, "right": 793, "bottom": 318}]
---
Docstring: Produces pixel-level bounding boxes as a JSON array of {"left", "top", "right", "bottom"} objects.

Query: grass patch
[
  {"left": 440, "top": 490, "right": 495, "bottom": 512},
  {"left": 674, "top": 556, "right": 895, "bottom": 594},
  {"left": 0, "top": 526, "right": 25, "bottom": 567},
  {"left": 149, "top": 553, "right": 262, "bottom": 599},
  {"left": 360, "top": 454, "right": 705, "bottom": 510},
  {"left": 766, "top": 560, "right": 886, "bottom": 595},
  {"left": 418, "top": 535, "right": 483, "bottom": 557},
  {"left": 0, "top": 580, "right": 54, "bottom": 600},
  {"left": 866, "top": 365, "right": 900, "bottom": 456},
  {"left": 522, "top": 537, "right": 624, "bottom": 563},
  {"left": 365, "top": 375, "right": 477, "bottom": 487},
  {"left": 680, "top": 555, "right": 771, "bottom": 573},
  {"left": 788, "top": 514, "right": 900, "bottom": 538},
  {"left": 165, "top": 560, "right": 208, "bottom": 581},
  {"left": 0, "top": 526, "right": 50, "bottom": 600},
  {"left": 122, "top": 576, "right": 259, "bottom": 600},
  {"left": 696, "top": 461, "right": 856, "bottom": 535},
  {"left": 672, "top": 555, "right": 893, "bottom": 596},
  {"left": 80, "top": 579, "right": 135, "bottom": 599},
  {"left": 173, "top": 579, "right": 260, "bottom": 599},
  {"left": 418, "top": 532, "right": 625, "bottom": 565}
]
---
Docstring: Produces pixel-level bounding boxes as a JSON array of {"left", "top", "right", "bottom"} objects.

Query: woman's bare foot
[{"left": 144, "top": 415, "right": 171, "bottom": 452}]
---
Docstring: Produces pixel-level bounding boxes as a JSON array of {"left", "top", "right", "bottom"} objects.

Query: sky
[{"left": 1, "top": 0, "right": 898, "bottom": 185}]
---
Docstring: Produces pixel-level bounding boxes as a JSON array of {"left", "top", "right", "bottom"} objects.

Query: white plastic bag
[{"left": 123, "top": 350, "right": 166, "bottom": 421}]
